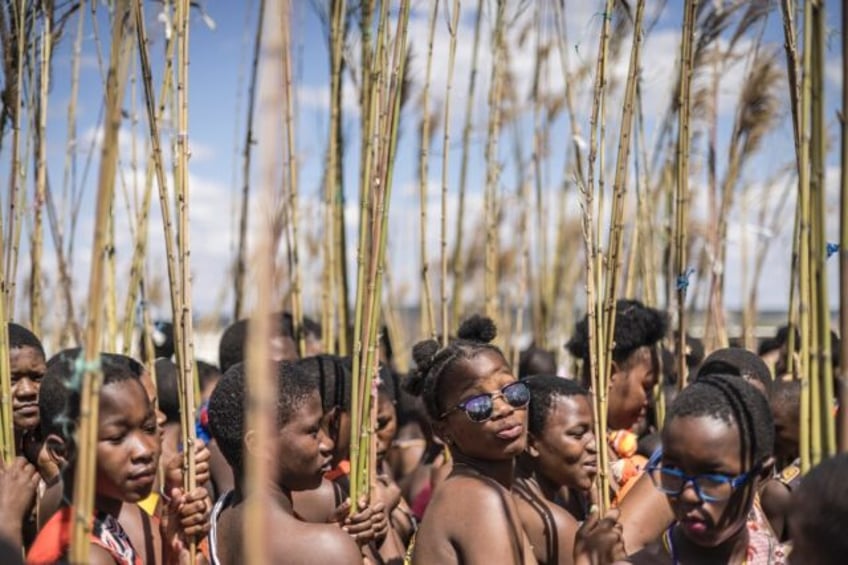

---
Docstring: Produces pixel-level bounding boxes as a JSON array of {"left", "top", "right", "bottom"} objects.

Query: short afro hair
[
  {"left": 566, "top": 299, "right": 667, "bottom": 366},
  {"left": 790, "top": 453, "right": 848, "bottom": 564},
  {"left": 9, "top": 322, "right": 45, "bottom": 357},
  {"left": 522, "top": 375, "right": 588, "bottom": 437},
  {"left": 404, "top": 315, "right": 507, "bottom": 421},
  {"left": 665, "top": 373, "right": 774, "bottom": 469},
  {"left": 39, "top": 350, "right": 146, "bottom": 445},
  {"left": 154, "top": 358, "right": 180, "bottom": 423},
  {"left": 696, "top": 347, "right": 773, "bottom": 398},
  {"left": 207, "top": 361, "right": 319, "bottom": 477}
]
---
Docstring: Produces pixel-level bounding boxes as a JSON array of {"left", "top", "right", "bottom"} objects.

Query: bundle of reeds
[{"left": 348, "top": 0, "right": 411, "bottom": 508}]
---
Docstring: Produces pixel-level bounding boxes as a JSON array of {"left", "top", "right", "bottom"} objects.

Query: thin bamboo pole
[
  {"left": 29, "top": 7, "right": 50, "bottom": 335},
  {"left": 839, "top": 0, "right": 848, "bottom": 453},
  {"left": 0, "top": 217, "right": 11, "bottom": 462},
  {"left": 322, "top": 0, "right": 346, "bottom": 354},
  {"left": 234, "top": 0, "right": 265, "bottom": 322},
  {"left": 5, "top": 0, "right": 27, "bottom": 318},
  {"left": 450, "top": 0, "right": 483, "bottom": 330},
  {"left": 122, "top": 20, "right": 176, "bottom": 352},
  {"left": 279, "top": 0, "right": 305, "bottom": 358},
  {"left": 781, "top": 0, "right": 801, "bottom": 376},
  {"left": 70, "top": 2, "right": 133, "bottom": 560},
  {"left": 243, "top": 0, "right": 280, "bottom": 560},
  {"left": 440, "top": 0, "right": 460, "bottom": 345},
  {"left": 674, "top": 0, "right": 697, "bottom": 390},
  {"left": 418, "top": 0, "right": 439, "bottom": 340},
  {"left": 483, "top": 0, "right": 506, "bottom": 324}
]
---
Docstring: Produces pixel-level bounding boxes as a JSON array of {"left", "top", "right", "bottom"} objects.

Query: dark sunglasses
[{"left": 439, "top": 381, "right": 531, "bottom": 423}]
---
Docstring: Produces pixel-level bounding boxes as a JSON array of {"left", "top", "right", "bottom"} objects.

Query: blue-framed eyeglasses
[
  {"left": 439, "top": 381, "right": 530, "bottom": 423},
  {"left": 645, "top": 449, "right": 757, "bottom": 503}
]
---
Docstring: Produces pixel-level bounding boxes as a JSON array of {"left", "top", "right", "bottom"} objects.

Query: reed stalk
[
  {"left": 450, "top": 0, "right": 483, "bottom": 330},
  {"left": 243, "top": 0, "right": 281, "bottom": 559},
  {"left": 0, "top": 223, "right": 11, "bottom": 462},
  {"left": 839, "top": 0, "right": 848, "bottom": 453},
  {"left": 322, "top": 0, "right": 345, "bottom": 354},
  {"left": 674, "top": 0, "right": 697, "bottom": 390},
  {"left": 121, "top": 21, "right": 175, "bottom": 352},
  {"left": 70, "top": 2, "right": 133, "bottom": 559},
  {"left": 45, "top": 174, "right": 83, "bottom": 345},
  {"left": 234, "top": 0, "right": 265, "bottom": 322},
  {"left": 29, "top": 7, "right": 50, "bottom": 335},
  {"left": 797, "top": 0, "right": 813, "bottom": 473},
  {"left": 529, "top": 2, "right": 547, "bottom": 348},
  {"left": 780, "top": 0, "right": 801, "bottom": 375},
  {"left": 5, "top": 0, "right": 27, "bottom": 318},
  {"left": 417, "top": 0, "right": 438, "bottom": 340},
  {"left": 279, "top": 0, "right": 305, "bottom": 357},
  {"left": 483, "top": 0, "right": 505, "bottom": 324},
  {"left": 440, "top": 0, "right": 460, "bottom": 345}
]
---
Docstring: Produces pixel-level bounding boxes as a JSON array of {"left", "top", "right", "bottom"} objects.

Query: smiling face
[
  {"left": 661, "top": 415, "right": 753, "bottom": 548},
  {"left": 276, "top": 391, "right": 334, "bottom": 491},
  {"left": 436, "top": 349, "right": 527, "bottom": 461},
  {"left": 530, "top": 394, "right": 598, "bottom": 492},
  {"left": 10, "top": 345, "right": 46, "bottom": 432},
  {"left": 608, "top": 347, "right": 657, "bottom": 430},
  {"left": 96, "top": 379, "right": 161, "bottom": 503}
]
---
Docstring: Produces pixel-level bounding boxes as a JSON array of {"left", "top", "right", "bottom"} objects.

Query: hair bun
[
  {"left": 457, "top": 315, "right": 497, "bottom": 343},
  {"left": 411, "top": 339, "right": 440, "bottom": 373}
]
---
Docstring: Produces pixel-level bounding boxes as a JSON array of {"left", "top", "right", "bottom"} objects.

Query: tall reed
[
  {"left": 279, "top": 0, "right": 305, "bottom": 357},
  {"left": 5, "top": 0, "right": 27, "bottom": 318},
  {"left": 449, "top": 0, "right": 483, "bottom": 330},
  {"left": 30, "top": 9, "right": 50, "bottom": 335},
  {"left": 839, "top": 0, "right": 848, "bottom": 453},
  {"left": 234, "top": 0, "right": 265, "bottom": 322},
  {"left": 483, "top": 0, "right": 506, "bottom": 324},
  {"left": 418, "top": 0, "right": 439, "bottom": 339},
  {"left": 440, "top": 0, "right": 460, "bottom": 345},
  {"left": 797, "top": 0, "right": 814, "bottom": 473},
  {"left": 70, "top": 1, "right": 133, "bottom": 559},
  {"left": 674, "top": 0, "right": 697, "bottom": 390}
]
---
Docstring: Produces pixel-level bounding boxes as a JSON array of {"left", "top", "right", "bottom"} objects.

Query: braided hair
[
  {"left": 404, "top": 315, "right": 506, "bottom": 421},
  {"left": 665, "top": 373, "right": 774, "bottom": 469}
]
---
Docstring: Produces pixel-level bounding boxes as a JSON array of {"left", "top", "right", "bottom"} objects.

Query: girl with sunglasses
[
  {"left": 627, "top": 374, "right": 786, "bottom": 564},
  {"left": 405, "top": 315, "right": 538, "bottom": 564}
]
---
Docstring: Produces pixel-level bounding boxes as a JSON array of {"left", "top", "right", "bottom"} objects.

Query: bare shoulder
[
  {"left": 270, "top": 520, "right": 361, "bottom": 564},
  {"left": 415, "top": 474, "right": 529, "bottom": 564},
  {"left": 513, "top": 488, "right": 579, "bottom": 563},
  {"left": 292, "top": 478, "right": 338, "bottom": 522}
]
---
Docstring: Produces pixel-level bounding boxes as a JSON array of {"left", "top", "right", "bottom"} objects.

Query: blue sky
[{"left": 3, "top": 0, "right": 846, "bottom": 339}]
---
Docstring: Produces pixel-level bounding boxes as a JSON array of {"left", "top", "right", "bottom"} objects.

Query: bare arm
[{"left": 615, "top": 473, "right": 672, "bottom": 554}]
